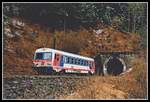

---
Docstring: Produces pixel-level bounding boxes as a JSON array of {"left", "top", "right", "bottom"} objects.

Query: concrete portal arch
[{"left": 103, "top": 56, "right": 126, "bottom": 75}]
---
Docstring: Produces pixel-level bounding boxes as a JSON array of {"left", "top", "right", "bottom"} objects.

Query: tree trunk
[
  {"left": 129, "top": 12, "right": 133, "bottom": 32},
  {"left": 53, "top": 36, "right": 56, "bottom": 49},
  {"left": 133, "top": 14, "right": 136, "bottom": 33},
  {"left": 128, "top": 12, "right": 130, "bottom": 32}
]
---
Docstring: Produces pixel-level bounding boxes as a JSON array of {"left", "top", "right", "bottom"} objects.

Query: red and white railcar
[{"left": 32, "top": 48, "right": 95, "bottom": 74}]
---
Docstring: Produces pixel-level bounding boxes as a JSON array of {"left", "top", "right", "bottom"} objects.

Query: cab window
[
  {"left": 35, "top": 52, "right": 52, "bottom": 60},
  {"left": 35, "top": 53, "right": 43, "bottom": 59},
  {"left": 44, "top": 52, "right": 52, "bottom": 60}
]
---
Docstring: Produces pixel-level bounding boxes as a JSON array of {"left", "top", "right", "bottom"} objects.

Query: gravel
[{"left": 3, "top": 75, "right": 84, "bottom": 99}]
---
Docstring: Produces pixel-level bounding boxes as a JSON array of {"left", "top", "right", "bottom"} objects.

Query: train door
[
  {"left": 53, "top": 53, "right": 61, "bottom": 66},
  {"left": 89, "top": 61, "right": 95, "bottom": 74},
  {"left": 89, "top": 61, "right": 92, "bottom": 69},
  {"left": 60, "top": 56, "right": 64, "bottom": 67}
]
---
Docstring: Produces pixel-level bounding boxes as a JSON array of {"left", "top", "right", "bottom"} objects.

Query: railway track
[
  {"left": 3, "top": 74, "right": 89, "bottom": 79},
  {"left": 3, "top": 74, "right": 85, "bottom": 99}
]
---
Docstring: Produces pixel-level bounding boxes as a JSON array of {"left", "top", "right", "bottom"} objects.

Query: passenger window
[
  {"left": 78, "top": 59, "right": 80, "bottom": 65},
  {"left": 80, "top": 60, "right": 82, "bottom": 65},
  {"left": 77, "top": 59, "right": 79, "bottom": 64},
  {"left": 71, "top": 58, "right": 74, "bottom": 64},
  {"left": 85, "top": 61, "right": 88, "bottom": 66},
  {"left": 83, "top": 60, "right": 85, "bottom": 66},
  {"left": 69, "top": 57, "right": 71, "bottom": 63},
  {"left": 84, "top": 61, "right": 86, "bottom": 66},
  {"left": 75, "top": 58, "right": 77, "bottom": 64},
  {"left": 76, "top": 59, "right": 78, "bottom": 65},
  {"left": 88, "top": 61, "right": 90, "bottom": 66},
  {"left": 65, "top": 56, "right": 67, "bottom": 63},
  {"left": 67, "top": 57, "right": 70, "bottom": 63},
  {"left": 81, "top": 60, "right": 83, "bottom": 65},
  {"left": 63, "top": 56, "right": 66, "bottom": 62},
  {"left": 89, "top": 62, "right": 92, "bottom": 67},
  {"left": 73, "top": 58, "right": 75, "bottom": 64}
]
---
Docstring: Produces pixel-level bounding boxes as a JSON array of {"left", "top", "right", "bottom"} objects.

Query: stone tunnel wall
[{"left": 94, "top": 54, "right": 135, "bottom": 76}]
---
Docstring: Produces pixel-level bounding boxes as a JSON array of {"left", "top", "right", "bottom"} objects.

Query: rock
[
  {"left": 3, "top": 75, "right": 82, "bottom": 99},
  {"left": 46, "top": 96, "right": 55, "bottom": 99},
  {"left": 14, "top": 30, "right": 23, "bottom": 37},
  {"left": 12, "top": 81, "right": 19, "bottom": 84}
]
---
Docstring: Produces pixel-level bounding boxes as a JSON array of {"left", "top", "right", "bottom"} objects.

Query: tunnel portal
[{"left": 103, "top": 56, "right": 126, "bottom": 76}]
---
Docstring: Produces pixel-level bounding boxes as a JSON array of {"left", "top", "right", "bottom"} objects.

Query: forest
[{"left": 3, "top": 3, "right": 147, "bottom": 48}]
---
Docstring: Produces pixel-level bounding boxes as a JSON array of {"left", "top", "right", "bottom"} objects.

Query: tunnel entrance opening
[
  {"left": 107, "top": 58, "right": 123, "bottom": 75},
  {"left": 103, "top": 57, "right": 126, "bottom": 76}
]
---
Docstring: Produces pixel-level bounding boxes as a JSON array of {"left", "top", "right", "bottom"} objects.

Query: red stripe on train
[
  {"left": 53, "top": 66, "right": 94, "bottom": 71},
  {"left": 33, "top": 60, "right": 51, "bottom": 62},
  {"left": 33, "top": 60, "right": 52, "bottom": 64}
]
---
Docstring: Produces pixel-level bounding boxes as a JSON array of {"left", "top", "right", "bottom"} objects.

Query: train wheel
[
  {"left": 59, "top": 70, "right": 65, "bottom": 75},
  {"left": 51, "top": 70, "right": 57, "bottom": 75},
  {"left": 87, "top": 71, "right": 92, "bottom": 76}
]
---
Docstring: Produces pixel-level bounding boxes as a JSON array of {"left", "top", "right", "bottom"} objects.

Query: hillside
[
  {"left": 3, "top": 17, "right": 52, "bottom": 76},
  {"left": 3, "top": 17, "right": 147, "bottom": 99},
  {"left": 3, "top": 17, "right": 142, "bottom": 76}
]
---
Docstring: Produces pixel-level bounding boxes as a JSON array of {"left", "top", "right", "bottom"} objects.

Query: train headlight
[{"left": 47, "top": 63, "right": 51, "bottom": 65}]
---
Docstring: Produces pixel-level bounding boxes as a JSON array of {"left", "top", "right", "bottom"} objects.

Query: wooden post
[
  {"left": 51, "top": 27, "right": 56, "bottom": 49},
  {"left": 53, "top": 34, "right": 56, "bottom": 49}
]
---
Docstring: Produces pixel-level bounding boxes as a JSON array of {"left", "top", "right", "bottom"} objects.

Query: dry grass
[
  {"left": 60, "top": 56, "right": 147, "bottom": 99},
  {"left": 60, "top": 76, "right": 128, "bottom": 99},
  {"left": 126, "top": 58, "right": 147, "bottom": 99}
]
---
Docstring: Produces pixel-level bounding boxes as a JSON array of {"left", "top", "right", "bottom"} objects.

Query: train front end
[{"left": 32, "top": 48, "right": 53, "bottom": 74}]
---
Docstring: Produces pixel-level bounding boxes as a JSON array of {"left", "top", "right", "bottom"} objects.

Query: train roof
[{"left": 35, "top": 48, "right": 94, "bottom": 61}]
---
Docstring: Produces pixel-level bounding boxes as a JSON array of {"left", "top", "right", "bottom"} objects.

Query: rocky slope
[{"left": 3, "top": 75, "right": 83, "bottom": 99}]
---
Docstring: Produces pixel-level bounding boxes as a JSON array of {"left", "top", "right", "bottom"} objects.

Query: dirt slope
[
  {"left": 60, "top": 56, "right": 147, "bottom": 99},
  {"left": 3, "top": 17, "right": 141, "bottom": 76}
]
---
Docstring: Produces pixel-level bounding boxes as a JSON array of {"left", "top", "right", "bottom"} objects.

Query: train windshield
[{"left": 35, "top": 52, "right": 52, "bottom": 60}]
